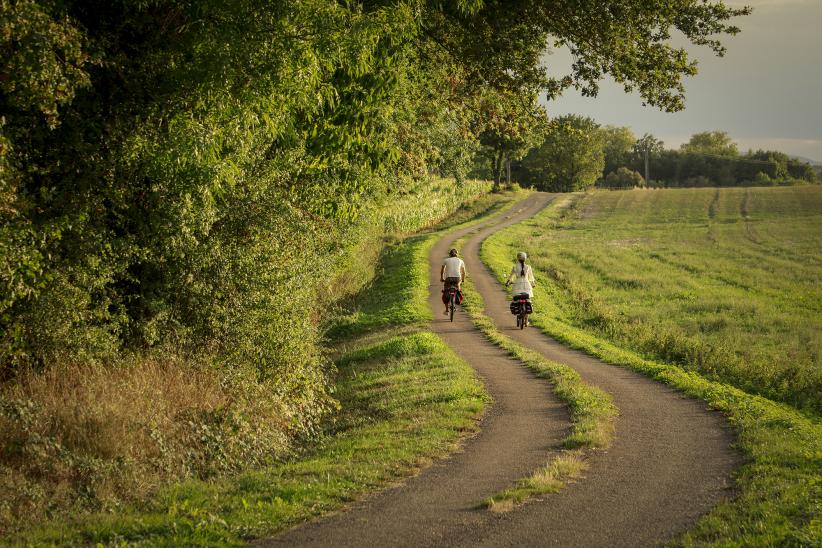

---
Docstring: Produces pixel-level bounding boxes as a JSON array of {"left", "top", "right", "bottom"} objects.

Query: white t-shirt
[
  {"left": 508, "top": 263, "right": 535, "bottom": 297},
  {"left": 442, "top": 256, "right": 465, "bottom": 279}
]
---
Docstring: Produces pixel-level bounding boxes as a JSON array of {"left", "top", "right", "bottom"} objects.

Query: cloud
[{"left": 732, "top": 0, "right": 814, "bottom": 6}]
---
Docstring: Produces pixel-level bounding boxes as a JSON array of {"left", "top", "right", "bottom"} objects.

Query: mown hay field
[{"left": 508, "top": 186, "right": 821, "bottom": 415}]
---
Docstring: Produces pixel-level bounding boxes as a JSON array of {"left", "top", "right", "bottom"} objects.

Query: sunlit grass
[
  {"left": 511, "top": 187, "right": 822, "bottom": 413},
  {"left": 486, "top": 452, "right": 587, "bottom": 513},
  {"left": 482, "top": 187, "right": 822, "bottom": 545}
]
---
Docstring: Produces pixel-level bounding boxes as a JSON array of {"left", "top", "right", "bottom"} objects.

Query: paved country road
[{"left": 260, "top": 192, "right": 739, "bottom": 547}]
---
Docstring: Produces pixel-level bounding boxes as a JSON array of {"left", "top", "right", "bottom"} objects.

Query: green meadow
[
  {"left": 483, "top": 186, "right": 821, "bottom": 544},
  {"left": 510, "top": 187, "right": 821, "bottom": 415}
]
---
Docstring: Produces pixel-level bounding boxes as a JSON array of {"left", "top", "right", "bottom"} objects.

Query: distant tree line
[
  {"left": 506, "top": 117, "right": 818, "bottom": 191},
  {"left": 617, "top": 131, "right": 818, "bottom": 188}
]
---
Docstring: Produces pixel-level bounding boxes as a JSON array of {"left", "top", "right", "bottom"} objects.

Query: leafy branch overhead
[{"left": 422, "top": 0, "right": 751, "bottom": 111}]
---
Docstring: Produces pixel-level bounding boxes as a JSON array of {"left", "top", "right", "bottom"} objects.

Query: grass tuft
[{"left": 485, "top": 452, "right": 587, "bottom": 512}]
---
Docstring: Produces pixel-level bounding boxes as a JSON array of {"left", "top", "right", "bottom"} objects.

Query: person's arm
[
  {"left": 460, "top": 261, "right": 466, "bottom": 283},
  {"left": 440, "top": 264, "right": 446, "bottom": 282},
  {"left": 528, "top": 266, "right": 536, "bottom": 287},
  {"left": 505, "top": 265, "right": 515, "bottom": 286}
]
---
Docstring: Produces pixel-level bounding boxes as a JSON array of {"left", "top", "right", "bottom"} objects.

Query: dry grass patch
[{"left": 0, "top": 357, "right": 292, "bottom": 533}]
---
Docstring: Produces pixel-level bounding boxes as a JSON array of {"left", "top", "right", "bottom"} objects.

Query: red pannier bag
[{"left": 442, "top": 289, "right": 464, "bottom": 304}]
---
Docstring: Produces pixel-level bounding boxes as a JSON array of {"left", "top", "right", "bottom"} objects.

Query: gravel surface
[{"left": 259, "top": 193, "right": 739, "bottom": 547}]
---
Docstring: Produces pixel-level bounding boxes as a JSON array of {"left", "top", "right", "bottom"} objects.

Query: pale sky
[{"left": 541, "top": 0, "right": 822, "bottom": 162}]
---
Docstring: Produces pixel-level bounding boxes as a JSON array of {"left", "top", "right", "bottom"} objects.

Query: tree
[
  {"left": 425, "top": 0, "right": 751, "bottom": 113},
  {"left": 600, "top": 126, "right": 637, "bottom": 177},
  {"left": 474, "top": 91, "right": 549, "bottom": 191},
  {"left": 633, "top": 134, "right": 665, "bottom": 182},
  {"left": 520, "top": 115, "right": 604, "bottom": 192},
  {"left": 681, "top": 131, "right": 739, "bottom": 156},
  {"left": 787, "top": 161, "right": 816, "bottom": 182},
  {"left": 634, "top": 134, "right": 665, "bottom": 156}
]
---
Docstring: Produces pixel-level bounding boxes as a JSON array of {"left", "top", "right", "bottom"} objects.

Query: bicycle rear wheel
[{"left": 449, "top": 292, "right": 455, "bottom": 322}]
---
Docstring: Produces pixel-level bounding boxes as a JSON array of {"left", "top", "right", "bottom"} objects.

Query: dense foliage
[
  {"left": 606, "top": 131, "right": 818, "bottom": 188},
  {"left": 0, "top": 0, "right": 753, "bottom": 529},
  {"left": 515, "top": 114, "right": 604, "bottom": 192},
  {"left": 634, "top": 149, "right": 817, "bottom": 188},
  {"left": 516, "top": 122, "right": 818, "bottom": 190},
  {"left": 602, "top": 167, "right": 645, "bottom": 189}
]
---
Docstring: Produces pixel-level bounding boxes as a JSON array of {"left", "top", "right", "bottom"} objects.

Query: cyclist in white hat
[{"left": 506, "top": 251, "right": 536, "bottom": 323}]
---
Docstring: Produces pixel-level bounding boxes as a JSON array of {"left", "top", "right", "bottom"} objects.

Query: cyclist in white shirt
[
  {"left": 440, "top": 248, "right": 466, "bottom": 315},
  {"left": 506, "top": 251, "right": 536, "bottom": 316}
]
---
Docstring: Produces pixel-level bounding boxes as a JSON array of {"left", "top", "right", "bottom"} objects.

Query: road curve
[
  {"left": 456, "top": 192, "right": 740, "bottom": 546},
  {"left": 259, "top": 192, "right": 739, "bottom": 547}
]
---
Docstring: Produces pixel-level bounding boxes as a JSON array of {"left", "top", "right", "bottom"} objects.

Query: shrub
[
  {"left": 602, "top": 167, "right": 645, "bottom": 189},
  {"left": 754, "top": 171, "right": 772, "bottom": 185}
]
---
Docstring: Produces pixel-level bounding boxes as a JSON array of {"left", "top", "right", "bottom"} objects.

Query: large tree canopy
[
  {"left": 681, "top": 131, "right": 740, "bottom": 156},
  {"left": 518, "top": 114, "right": 605, "bottom": 192},
  {"left": 0, "top": 0, "right": 750, "bottom": 390},
  {"left": 424, "top": 0, "right": 750, "bottom": 111}
]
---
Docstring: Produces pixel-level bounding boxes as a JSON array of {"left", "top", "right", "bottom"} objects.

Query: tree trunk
[
  {"left": 644, "top": 148, "right": 650, "bottom": 183},
  {"left": 492, "top": 148, "right": 504, "bottom": 192}
]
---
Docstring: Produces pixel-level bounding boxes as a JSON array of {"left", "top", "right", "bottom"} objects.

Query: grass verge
[
  {"left": 10, "top": 191, "right": 519, "bottom": 546},
  {"left": 452, "top": 235, "right": 616, "bottom": 511},
  {"left": 0, "top": 178, "right": 496, "bottom": 537},
  {"left": 482, "top": 193, "right": 821, "bottom": 545}
]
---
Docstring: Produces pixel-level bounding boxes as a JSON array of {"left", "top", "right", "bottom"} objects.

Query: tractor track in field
[{"left": 260, "top": 192, "right": 739, "bottom": 547}]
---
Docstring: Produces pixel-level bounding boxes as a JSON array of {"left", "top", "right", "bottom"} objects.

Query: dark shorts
[{"left": 444, "top": 276, "right": 461, "bottom": 289}]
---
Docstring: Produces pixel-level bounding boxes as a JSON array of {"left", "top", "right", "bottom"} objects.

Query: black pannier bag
[{"left": 510, "top": 296, "right": 532, "bottom": 315}]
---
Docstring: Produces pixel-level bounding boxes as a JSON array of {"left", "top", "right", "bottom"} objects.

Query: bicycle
[
  {"left": 510, "top": 293, "right": 532, "bottom": 329},
  {"left": 446, "top": 286, "right": 458, "bottom": 322}
]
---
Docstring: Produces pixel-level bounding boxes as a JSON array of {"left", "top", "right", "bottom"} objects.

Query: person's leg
[{"left": 526, "top": 296, "right": 532, "bottom": 325}]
